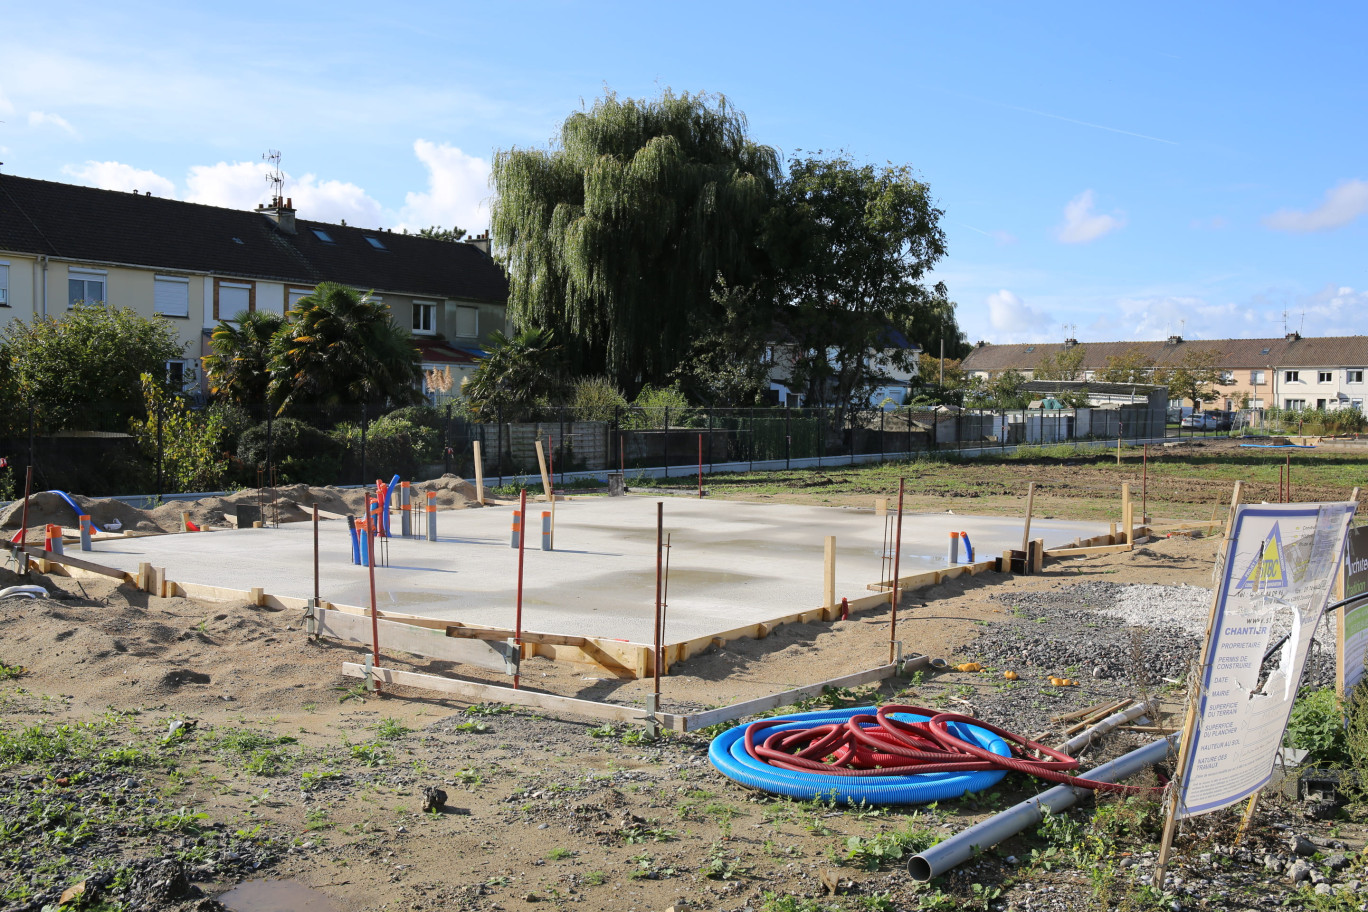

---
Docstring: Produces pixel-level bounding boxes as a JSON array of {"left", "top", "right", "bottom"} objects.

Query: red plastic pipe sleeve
[{"left": 742, "top": 704, "right": 1157, "bottom": 794}]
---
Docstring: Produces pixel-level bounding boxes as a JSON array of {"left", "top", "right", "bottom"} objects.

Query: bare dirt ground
[{"left": 0, "top": 466, "right": 1365, "bottom": 912}]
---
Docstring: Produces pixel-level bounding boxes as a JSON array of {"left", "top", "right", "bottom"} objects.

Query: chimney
[
  {"left": 465, "top": 230, "right": 491, "bottom": 255},
  {"left": 1285, "top": 331, "right": 1301, "bottom": 341},
  {"left": 1166, "top": 335, "right": 1183, "bottom": 345},
  {"left": 1063, "top": 338, "right": 1078, "bottom": 348},
  {"left": 256, "top": 195, "right": 297, "bottom": 235}
]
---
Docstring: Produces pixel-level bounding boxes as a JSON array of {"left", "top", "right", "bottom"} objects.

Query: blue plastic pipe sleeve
[{"left": 709, "top": 706, "right": 1010, "bottom": 805}]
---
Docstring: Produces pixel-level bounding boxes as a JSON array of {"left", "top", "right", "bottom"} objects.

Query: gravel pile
[{"left": 972, "top": 580, "right": 1339, "bottom": 690}]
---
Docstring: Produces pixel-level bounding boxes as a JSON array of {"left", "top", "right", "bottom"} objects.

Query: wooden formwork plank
[
  {"left": 19, "top": 548, "right": 136, "bottom": 583},
  {"left": 660, "top": 664, "right": 900, "bottom": 733},
  {"left": 1043, "top": 543, "right": 1133, "bottom": 558},
  {"left": 319, "top": 609, "right": 514, "bottom": 673},
  {"left": 341, "top": 663, "right": 649, "bottom": 723}
]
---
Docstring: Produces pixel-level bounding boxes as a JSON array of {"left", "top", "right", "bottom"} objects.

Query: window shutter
[
  {"left": 455, "top": 305, "right": 478, "bottom": 338},
  {"left": 154, "top": 277, "right": 190, "bottom": 317},
  {"left": 220, "top": 284, "right": 251, "bottom": 316}
]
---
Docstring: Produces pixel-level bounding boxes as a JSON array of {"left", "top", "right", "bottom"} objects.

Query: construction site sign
[
  {"left": 1338, "top": 526, "right": 1368, "bottom": 695},
  {"left": 1178, "top": 501, "right": 1356, "bottom": 818}
]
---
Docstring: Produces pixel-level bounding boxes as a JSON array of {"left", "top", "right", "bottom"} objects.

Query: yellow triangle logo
[{"left": 1235, "top": 523, "right": 1287, "bottom": 590}]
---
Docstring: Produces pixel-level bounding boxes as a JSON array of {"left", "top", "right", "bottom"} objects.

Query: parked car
[{"left": 1180, "top": 412, "right": 1219, "bottom": 430}]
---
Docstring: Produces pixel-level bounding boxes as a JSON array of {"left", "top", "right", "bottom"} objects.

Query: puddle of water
[{"left": 219, "top": 879, "right": 340, "bottom": 912}]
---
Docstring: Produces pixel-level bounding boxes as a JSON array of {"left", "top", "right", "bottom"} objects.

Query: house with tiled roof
[
  {"left": 0, "top": 173, "right": 508, "bottom": 393},
  {"left": 961, "top": 334, "right": 1368, "bottom": 412}
]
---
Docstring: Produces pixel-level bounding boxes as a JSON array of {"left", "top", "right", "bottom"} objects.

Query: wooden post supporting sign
[{"left": 472, "top": 440, "right": 486, "bottom": 505}]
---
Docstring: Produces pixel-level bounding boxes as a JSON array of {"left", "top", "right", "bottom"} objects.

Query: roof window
[
  {"left": 1024, "top": 346, "right": 1035, "bottom": 353},
  {"left": 232, "top": 237, "right": 244, "bottom": 245},
  {"left": 365, "top": 236, "right": 386, "bottom": 250},
  {"left": 311, "top": 228, "right": 334, "bottom": 243},
  {"left": 1260, "top": 347, "right": 1271, "bottom": 355}
]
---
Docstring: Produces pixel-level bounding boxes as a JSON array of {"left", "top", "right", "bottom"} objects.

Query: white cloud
[
  {"left": 62, "top": 160, "right": 177, "bottom": 197},
  {"left": 1299, "top": 283, "right": 1368, "bottom": 336},
  {"left": 986, "top": 289, "right": 1053, "bottom": 339},
  {"left": 183, "top": 161, "right": 277, "bottom": 210},
  {"left": 27, "top": 110, "right": 78, "bottom": 136},
  {"left": 396, "top": 140, "right": 491, "bottom": 234},
  {"left": 1263, "top": 179, "right": 1368, "bottom": 233},
  {"left": 1189, "top": 215, "right": 1228, "bottom": 230},
  {"left": 288, "top": 174, "right": 384, "bottom": 227},
  {"left": 1056, "top": 189, "right": 1125, "bottom": 244}
]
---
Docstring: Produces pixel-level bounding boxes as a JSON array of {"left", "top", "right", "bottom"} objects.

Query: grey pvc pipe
[
  {"left": 907, "top": 732, "right": 1178, "bottom": 881},
  {"left": 1059, "top": 701, "right": 1154, "bottom": 756}
]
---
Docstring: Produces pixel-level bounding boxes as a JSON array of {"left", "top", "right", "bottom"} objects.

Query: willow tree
[{"left": 491, "top": 90, "right": 780, "bottom": 391}]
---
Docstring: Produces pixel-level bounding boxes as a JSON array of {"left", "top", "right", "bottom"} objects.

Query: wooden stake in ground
[
  {"left": 654, "top": 501, "right": 664, "bottom": 698},
  {"left": 1021, "top": 481, "right": 1036, "bottom": 552},
  {"left": 1122, "top": 482, "right": 1134, "bottom": 547},
  {"left": 823, "top": 536, "right": 836, "bottom": 612},
  {"left": 514, "top": 488, "right": 527, "bottom": 690},
  {"left": 473, "top": 440, "right": 485, "bottom": 505},
  {"left": 535, "top": 439, "right": 553, "bottom": 503},
  {"left": 1153, "top": 480, "right": 1244, "bottom": 889}
]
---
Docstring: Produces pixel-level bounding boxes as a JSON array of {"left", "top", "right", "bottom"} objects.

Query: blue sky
[{"left": 3, "top": 1, "right": 1364, "bottom": 344}]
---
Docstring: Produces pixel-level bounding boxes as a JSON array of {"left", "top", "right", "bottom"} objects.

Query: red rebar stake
[
  {"left": 697, "top": 433, "right": 703, "bottom": 498},
  {"left": 1142, "top": 444, "right": 1148, "bottom": 524},
  {"left": 365, "top": 493, "right": 382, "bottom": 695},
  {"left": 1286, "top": 453, "right": 1292, "bottom": 503},
  {"left": 514, "top": 488, "right": 527, "bottom": 690},
  {"left": 17, "top": 466, "right": 32, "bottom": 548},
  {"left": 889, "top": 478, "right": 905, "bottom": 665}
]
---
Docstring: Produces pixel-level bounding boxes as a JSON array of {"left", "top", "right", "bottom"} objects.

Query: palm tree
[
  {"left": 462, "top": 327, "right": 560, "bottom": 421},
  {"left": 203, "top": 310, "right": 285, "bottom": 418},
  {"left": 267, "top": 282, "right": 422, "bottom": 415}
]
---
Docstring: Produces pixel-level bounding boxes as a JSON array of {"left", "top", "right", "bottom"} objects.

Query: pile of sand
[{"left": 0, "top": 475, "right": 490, "bottom": 537}]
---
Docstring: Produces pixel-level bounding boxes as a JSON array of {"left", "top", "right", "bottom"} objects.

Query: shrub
[
  {"left": 333, "top": 416, "right": 439, "bottom": 481},
  {"left": 1285, "top": 686, "right": 1348, "bottom": 766},
  {"left": 623, "top": 383, "right": 696, "bottom": 429},
  {"left": 570, "top": 376, "right": 628, "bottom": 422},
  {"left": 237, "top": 418, "right": 345, "bottom": 485}
]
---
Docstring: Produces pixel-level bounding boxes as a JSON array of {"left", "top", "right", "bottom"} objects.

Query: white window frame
[
  {"left": 412, "top": 301, "right": 436, "bottom": 335},
  {"left": 1318, "top": 370, "right": 1333, "bottom": 383},
  {"left": 1284, "top": 370, "right": 1300, "bottom": 383},
  {"left": 166, "top": 359, "right": 190, "bottom": 389},
  {"left": 1348, "top": 369, "right": 1365, "bottom": 384},
  {"left": 286, "top": 287, "right": 313, "bottom": 310},
  {"left": 1353, "top": 399, "right": 1364, "bottom": 410},
  {"left": 0, "top": 261, "right": 9, "bottom": 307},
  {"left": 69, "top": 267, "right": 107, "bottom": 308},
  {"left": 154, "top": 274, "right": 190, "bottom": 318},
  {"left": 452, "top": 304, "right": 478, "bottom": 339}
]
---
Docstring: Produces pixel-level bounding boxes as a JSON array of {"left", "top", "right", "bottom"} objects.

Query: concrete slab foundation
[{"left": 85, "top": 496, "right": 1104, "bottom": 647}]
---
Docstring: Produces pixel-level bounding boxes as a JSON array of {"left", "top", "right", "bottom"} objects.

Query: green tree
[
  {"left": 203, "top": 310, "right": 285, "bottom": 419},
  {"left": 669, "top": 276, "right": 774, "bottom": 406},
  {"left": 461, "top": 328, "right": 562, "bottom": 422},
  {"left": 1095, "top": 346, "right": 1155, "bottom": 384},
  {"left": 268, "top": 282, "right": 422, "bottom": 415},
  {"left": 1154, "top": 348, "right": 1227, "bottom": 410},
  {"left": 2, "top": 303, "right": 186, "bottom": 430},
  {"left": 918, "top": 352, "right": 967, "bottom": 388},
  {"left": 415, "top": 225, "right": 467, "bottom": 242},
  {"left": 569, "top": 376, "right": 629, "bottom": 422},
  {"left": 1033, "top": 345, "right": 1086, "bottom": 381},
  {"left": 129, "top": 374, "right": 230, "bottom": 491},
  {"left": 491, "top": 90, "right": 781, "bottom": 390},
  {"left": 777, "top": 154, "right": 950, "bottom": 412},
  {"left": 964, "top": 369, "right": 1032, "bottom": 409}
]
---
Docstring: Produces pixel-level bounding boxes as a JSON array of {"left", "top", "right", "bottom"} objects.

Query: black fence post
[
  {"left": 784, "top": 402, "right": 791, "bottom": 470},
  {"left": 663, "top": 406, "right": 670, "bottom": 479},
  {"left": 558, "top": 407, "right": 566, "bottom": 487},
  {"left": 444, "top": 403, "right": 452, "bottom": 475},
  {"left": 497, "top": 405, "right": 504, "bottom": 486},
  {"left": 156, "top": 398, "right": 164, "bottom": 501},
  {"left": 880, "top": 409, "right": 886, "bottom": 462},
  {"left": 749, "top": 407, "right": 755, "bottom": 473},
  {"left": 265, "top": 411, "right": 273, "bottom": 488},
  {"left": 360, "top": 402, "right": 368, "bottom": 485},
  {"left": 614, "top": 406, "right": 621, "bottom": 475}
]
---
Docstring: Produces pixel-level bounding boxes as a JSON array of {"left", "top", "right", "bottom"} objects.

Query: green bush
[
  {"left": 623, "top": 383, "right": 696, "bottom": 429},
  {"left": 570, "top": 376, "right": 628, "bottom": 422},
  {"left": 333, "top": 416, "right": 439, "bottom": 481},
  {"left": 1284, "top": 687, "right": 1349, "bottom": 766},
  {"left": 237, "top": 418, "right": 345, "bottom": 485}
]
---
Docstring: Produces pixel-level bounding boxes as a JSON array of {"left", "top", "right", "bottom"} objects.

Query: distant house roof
[
  {"left": 0, "top": 174, "right": 508, "bottom": 304},
  {"left": 414, "top": 340, "right": 479, "bottom": 366},
  {"left": 961, "top": 335, "right": 1368, "bottom": 373}
]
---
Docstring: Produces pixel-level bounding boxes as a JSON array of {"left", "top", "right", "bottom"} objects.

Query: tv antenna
[{"left": 262, "top": 150, "right": 284, "bottom": 205}]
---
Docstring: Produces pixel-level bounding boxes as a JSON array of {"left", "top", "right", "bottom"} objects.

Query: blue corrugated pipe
[{"left": 709, "top": 706, "right": 1009, "bottom": 805}]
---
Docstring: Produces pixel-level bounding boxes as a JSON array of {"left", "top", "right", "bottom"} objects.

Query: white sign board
[{"left": 1178, "top": 501, "right": 1356, "bottom": 818}]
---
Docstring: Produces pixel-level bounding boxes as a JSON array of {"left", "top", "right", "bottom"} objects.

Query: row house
[
  {"left": 0, "top": 173, "right": 509, "bottom": 393},
  {"left": 961, "top": 333, "right": 1368, "bottom": 412}
]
